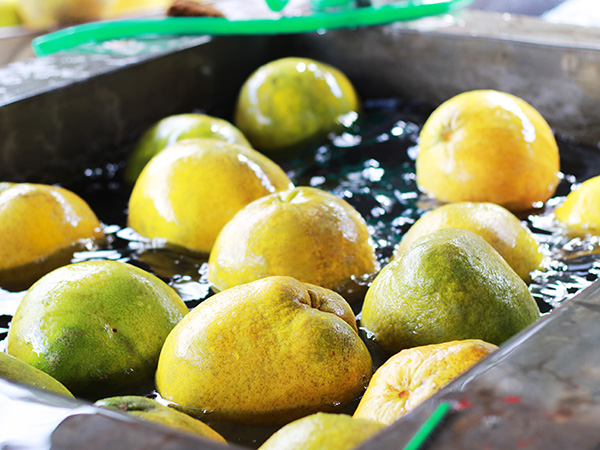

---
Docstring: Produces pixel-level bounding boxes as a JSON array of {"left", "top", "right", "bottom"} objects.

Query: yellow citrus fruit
[
  {"left": 555, "top": 175, "right": 600, "bottom": 236},
  {"left": 156, "top": 276, "right": 373, "bottom": 426},
  {"left": 95, "top": 396, "right": 226, "bottom": 443},
  {"left": 234, "top": 57, "right": 360, "bottom": 154},
  {"left": 353, "top": 339, "right": 497, "bottom": 424},
  {"left": 395, "top": 202, "right": 543, "bottom": 282},
  {"left": 0, "top": 0, "right": 20, "bottom": 27},
  {"left": 7, "top": 260, "right": 188, "bottom": 399},
  {"left": 0, "top": 182, "right": 103, "bottom": 272},
  {"left": 259, "top": 412, "right": 385, "bottom": 450},
  {"left": 124, "top": 113, "right": 251, "bottom": 185},
  {"left": 127, "top": 138, "right": 293, "bottom": 254},
  {"left": 208, "top": 186, "right": 379, "bottom": 303},
  {"left": 416, "top": 90, "right": 560, "bottom": 212},
  {"left": 361, "top": 228, "right": 540, "bottom": 355},
  {"left": 0, "top": 351, "right": 74, "bottom": 398}
]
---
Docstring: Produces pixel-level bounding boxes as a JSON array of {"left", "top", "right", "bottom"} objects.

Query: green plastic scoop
[{"left": 32, "top": 0, "right": 473, "bottom": 56}]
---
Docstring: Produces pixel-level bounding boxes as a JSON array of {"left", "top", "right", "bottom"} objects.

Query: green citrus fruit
[
  {"left": 361, "top": 228, "right": 540, "bottom": 354},
  {"left": 0, "top": 351, "right": 74, "bottom": 398},
  {"left": 156, "top": 276, "right": 372, "bottom": 426},
  {"left": 124, "top": 113, "right": 251, "bottom": 185},
  {"left": 234, "top": 57, "right": 360, "bottom": 154},
  {"left": 7, "top": 260, "right": 188, "bottom": 399}
]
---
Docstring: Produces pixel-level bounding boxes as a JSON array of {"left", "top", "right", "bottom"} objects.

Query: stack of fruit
[{"left": 2, "top": 56, "right": 600, "bottom": 449}]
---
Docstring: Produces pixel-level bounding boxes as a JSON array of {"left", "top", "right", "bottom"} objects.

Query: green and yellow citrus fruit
[
  {"left": 124, "top": 113, "right": 251, "bottom": 185},
  {"left": 395, "top": 202, "right": 543, "bottom": 282},
  {"left": 95, "top": 396, "right": 227, "bottom": 443},
  {"left": 361, "top": 228, "right": 540, "bottom": 354},
  {"left": 259, "top": 412, "right": 385, "bottom": 450},
  {"left": 156, "top": 276, "right": 372, "bottom": 426},
  {"left": 7, "top": 260, "right": 188, "bottom": 399},
  {"left": 234, "top": 57, "right": 360, "bottom": 154},
  {"left": 0, "top": 351, "right": 74, "bottom": 398},
  {"left": 417, "top": 90, "right": 560, "bottom": 212}
]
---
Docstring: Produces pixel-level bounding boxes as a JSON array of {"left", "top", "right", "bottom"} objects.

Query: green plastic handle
[{"left": 32, "top": 0, "right": 473, "bottom": 56}]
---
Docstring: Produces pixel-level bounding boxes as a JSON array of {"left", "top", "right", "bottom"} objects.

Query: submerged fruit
[
  {"left": 127, "top": 138, "right": 293, "bottom": 254},
  {"left": 353, "top": 340, "right": 497, "bottom": 424},
  {"left": 0, "top": 351, "right": 74, "bottom": 398},
  {"left": 208, "top": 186, "right": 379, "bottom": 302},
  {"left": 555, "top": 175, "right": 600, "bottom": 236},
  {"left": 395, "top": 202, "right": 543, "bottom": 282},
  {"left": 0, "top": 182, "right": 103, "bottom": 272},
  {"left": 234, "top": 57, "right": 360, "bottom": 154},
  {"left": 7, "top": 260, "right": 188, "bottom": 399},
  {"left": 124, "top": 113, "right": 251, "bottom": 185},
  {"left": 156, "top": 276, "right": 373, "bottom": 426},
  {"left": 416, "top": 90, "right": 560, "bottom": 212},
  {"left": 95, "top": 396, "right": 226, "bottom": 443},
  {"left": 259, "top": 412, "right": 385, "bottom": 450},
  {"left": 361, "top": 228, "right": 540, "bottom": 354}
]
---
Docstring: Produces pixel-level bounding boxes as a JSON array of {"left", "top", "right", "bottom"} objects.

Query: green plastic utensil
[{"left": 32, "top": 0, "right": 473, "bottom": 57}]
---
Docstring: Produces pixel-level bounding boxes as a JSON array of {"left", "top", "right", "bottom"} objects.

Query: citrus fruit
[
  {"left": 259, "top": 412, "right": 385, "bottom": 450},
  {"left": 124, "top": 113, "right": 251, "bottom": 185},
  {"left": 127, "top": 138, "right": 293, "bottom": 254},
  {"left": 234, "top": 57, "right": 360, "bottom": 154},
  {"left": 353, "top": 339, "right": 497, "bottom": 424},
  {"left": 0, "top": 182, "right": 103, "bottom": 272},
  {"left": 416, "top": 90, "right": 561, "bottom": 212},
  {"left": 95, "top": 396, "right": 226, "bottom": 443},
  {"left": 361, "top": 228, "right": 540, "bottom": 354},
  {"left": 395, "top": 202, "right": 543, "bottom": 282},
  {"left": 7, "top": 260, "right": 188, "bottom": 399},
  {"left": 0, "top": 0, "right": 20, "bottom": 27},
  {"left": 208, "top": 186, "right": 379, "bottom": 302},
  {"left": 0, "top": 351, "right": 74, "bottom": 398},
  {"left": 555, "top": 175, "right": 600, "bottom": 236},
  {"left": 156, "top": 276, "right": 373, "bottom": 425}
]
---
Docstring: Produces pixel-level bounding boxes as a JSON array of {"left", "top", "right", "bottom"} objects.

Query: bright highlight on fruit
[{"left": 416, "top": 90, "right": 561, "bottom": 212}]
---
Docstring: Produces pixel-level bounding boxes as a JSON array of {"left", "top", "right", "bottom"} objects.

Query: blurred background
[{"left": 0, "top": 0, "right": 598, "bottom": 65}]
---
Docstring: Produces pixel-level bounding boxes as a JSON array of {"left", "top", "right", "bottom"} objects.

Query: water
[{"left": 2, "top": 97, "right": 600, "bottom": 342}]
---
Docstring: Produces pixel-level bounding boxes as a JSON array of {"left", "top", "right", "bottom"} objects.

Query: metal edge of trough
[{"left": 1, "top": 9, "right": 600, "bottom": 449}]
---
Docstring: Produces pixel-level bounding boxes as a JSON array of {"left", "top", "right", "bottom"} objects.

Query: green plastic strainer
[{"left": 32, "top": 0, "right": 473, "bottom": 56}]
